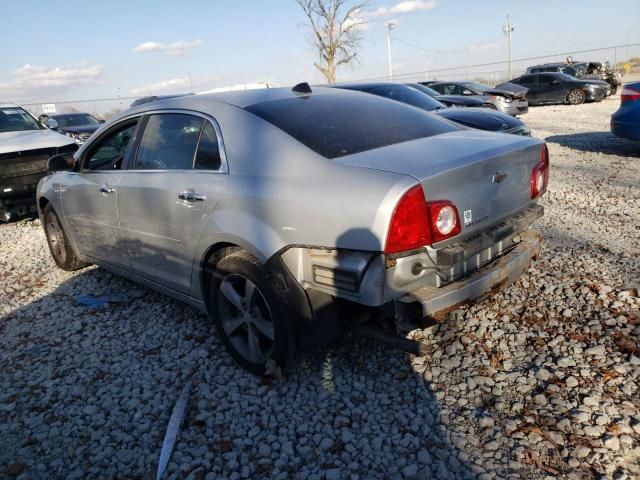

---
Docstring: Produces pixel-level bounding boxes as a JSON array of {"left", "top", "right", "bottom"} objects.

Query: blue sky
[{"left": 1, "top": 0, "right": 638, "bottom": 104}]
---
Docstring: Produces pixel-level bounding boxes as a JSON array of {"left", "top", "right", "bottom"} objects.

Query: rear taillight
[
  {"left": 531, "top": 144, "right": 550, "bottom": 199},
  {"left": 385, "top": 185, "right": 431, "bottom": 254},
  {"left": 385, "top": 185, "right": 461, "bottom": 254},
  {"left": 621, "top": 84, "right": 640, "bottom": 105}
]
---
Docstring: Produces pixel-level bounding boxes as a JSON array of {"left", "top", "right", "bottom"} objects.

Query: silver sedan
[{"left": 38, "top": 85, "right": 547, "bottom": 374}]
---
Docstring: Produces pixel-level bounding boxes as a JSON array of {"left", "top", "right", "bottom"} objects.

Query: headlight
[{"left": 503, "top": 97, "right": 513, "bottom": 103}]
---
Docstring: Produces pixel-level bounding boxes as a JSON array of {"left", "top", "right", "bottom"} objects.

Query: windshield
[
  {"left": 0, "top": 107, "right": 43, "bottom": 133},
  {"left": 53, "top": 113, "right": 100, "bottom": 128},
  {"left": 246, "top": 93, "right": 459, "bottom": 159},
  {"left": 462, "top": 81, "right": 492, "bottom": 92},
  {"left": 366, "top": 85, "right": 445, "bottom": 111}
]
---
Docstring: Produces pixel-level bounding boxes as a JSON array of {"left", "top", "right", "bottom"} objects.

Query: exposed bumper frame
[{"left": 396, "top": 228, "right": 542, "bottom": 320}]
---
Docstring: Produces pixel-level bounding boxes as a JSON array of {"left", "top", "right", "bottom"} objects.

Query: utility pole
[
  {"left": 387, "top": 22, "right": 395, "bottom": 82},
  {"left": 502, "top": 15, "right": 514, "bottom": 79}
]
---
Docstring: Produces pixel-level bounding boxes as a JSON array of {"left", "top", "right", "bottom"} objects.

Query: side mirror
[
  {"left": 462, "top": 89, "right": 473, "bottom": 95},
  {"left": 552, "top": 79, "right": 560, "bottom": 84},
  {"left": 48, "top": 153, "right": 76, "bottom": 173},
  {"left": 38, "top": 114, "right": 49, "bottom": 125},
  {"left": 46, "top": 118, "right": 60, "bottom": 129},
  {"left": 99, "top": 119, "right": 106, "bottom": 124}
]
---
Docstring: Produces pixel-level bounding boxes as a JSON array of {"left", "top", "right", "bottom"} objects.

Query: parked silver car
[
  {"left": 38, "top": 86, "right": 548, "bottom": 374},
  {"left": 428, "top": 81, "right": 529, "bottom": 116}
]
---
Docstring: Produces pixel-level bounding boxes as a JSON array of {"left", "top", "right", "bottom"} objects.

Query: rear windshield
[{"left": 245, "top": 93, "right": 458, "bottom": 159}]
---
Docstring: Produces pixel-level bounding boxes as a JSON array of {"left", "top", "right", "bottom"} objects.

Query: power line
[{"left": 352, "top": 42, "right": 640, "bottom": 82}]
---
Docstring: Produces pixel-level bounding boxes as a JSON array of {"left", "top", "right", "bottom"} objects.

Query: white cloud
[
  {"left": 132, "top": 39, "right": 203, "bottom": 56},
  {"left": 366, "top": 0, "right": 436, "bottom": 17},
  {"left": 468, "top": 41, "right": 501, "bottom": 53},
  {"left": 0, "top": 62, "right": 103, "bottom": 100},
  {"left": 130, "top": 76, "right": 191, "bottom": 96}
]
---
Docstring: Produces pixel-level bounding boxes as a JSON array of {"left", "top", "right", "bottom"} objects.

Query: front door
[
  {"left": 61, "top": 120, "right": 139, "bottom": 269},
  {"left": 117, "top": 113, "right": 228, "bottom": 294}
]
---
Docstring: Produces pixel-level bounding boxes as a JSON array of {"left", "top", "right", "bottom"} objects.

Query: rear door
[
  {"left": 60, "top": 118, "right": 140, "bottom": 269},
  {"left": 116, "top": 111, "right": 228, "bottom": 294}
]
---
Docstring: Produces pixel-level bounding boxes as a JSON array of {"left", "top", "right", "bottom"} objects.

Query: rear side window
[
  {"left": 135, "top": 114, "right": 203, "bottom": 170},
  {"left": 195, "top": 122, "right": 222, "bottom": 170},
  {"left": 245, "top": 93, "right": 458, "bottom": 159}
]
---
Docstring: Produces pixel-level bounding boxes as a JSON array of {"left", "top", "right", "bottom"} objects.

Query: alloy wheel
[{"left": 217, "top": 273, "right": 275, "bottom": 364}]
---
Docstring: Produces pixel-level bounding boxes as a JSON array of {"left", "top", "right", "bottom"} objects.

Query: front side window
[
  {"left": 0, "top": 107, "right": 43, "bottom": 132},
  {"left": 135, "top": 114, "right": 204, "bottom": 170},
  {"left": 84, "top": 121, "right": 138, "bottom": 171},
  {"left": 539, "top": 75, "right": 555, "bottom": 84}
]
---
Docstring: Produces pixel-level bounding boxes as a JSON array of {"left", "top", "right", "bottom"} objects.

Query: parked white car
[{"left": 0, "top": 103, "right": 77, "bottom": 221}]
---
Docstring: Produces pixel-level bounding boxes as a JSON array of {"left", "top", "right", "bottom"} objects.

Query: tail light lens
[
  {"left": 385, "top": 185, "right": 461, "bottom": 254},
  {"left": 621, "top": 84, "right": 640, "bottom": 105},
  {"left": 531, "top": 143, "right": 550, "bottom": 199},
  {"left": 427, "top": 201, "right": 461, "bottom": 243},
  {"left": 385, "top": 185, "right": 431, "bottom": 254}
]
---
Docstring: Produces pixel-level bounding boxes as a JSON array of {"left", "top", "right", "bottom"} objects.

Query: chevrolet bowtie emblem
[{"left": 492, "top": 172, "right": 507, "bottom": 183}]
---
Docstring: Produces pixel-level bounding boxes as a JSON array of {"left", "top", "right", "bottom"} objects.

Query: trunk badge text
[{"left": 492, "top": 172, "right": 508, "bottom": 184}]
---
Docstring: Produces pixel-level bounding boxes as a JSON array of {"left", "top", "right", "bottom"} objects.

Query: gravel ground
[{"left": 1, "top": 96, "right": 639, "bottom": 480}]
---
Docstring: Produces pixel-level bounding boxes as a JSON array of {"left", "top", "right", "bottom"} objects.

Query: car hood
[
  {"left": 0, "top": 129, "right": 77, "bottom": 154},
  {"left": 489, "top": 82, "right": 529, "bottom": 99},
  {"left": 435, "top": 107, "right": 523, "bottom": 132},
  {"left": 435, "top": 95, "right": 484, "bottom": 106},
  {"left": 59, "top": 124, "right": 100, "bottom": 134}
]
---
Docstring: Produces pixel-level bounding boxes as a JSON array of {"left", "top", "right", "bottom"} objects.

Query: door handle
[
  {"left": 100, "top": 184, "right": 115, "bottom": 194},
  {"left": 178, "top": 189, "right": 206, "bottom": 202}
]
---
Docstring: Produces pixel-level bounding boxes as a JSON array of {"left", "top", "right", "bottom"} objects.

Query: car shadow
[
  {"left": 546, "top": 132, "right": 640, "bottom": 157},
  {"left": 0, "top": 224, "right": 556, "bottom": 479}
]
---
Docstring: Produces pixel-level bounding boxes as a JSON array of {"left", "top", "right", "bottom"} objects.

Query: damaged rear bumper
[{"left": 396, "top": 228, "right": 542, "bottom": 322}]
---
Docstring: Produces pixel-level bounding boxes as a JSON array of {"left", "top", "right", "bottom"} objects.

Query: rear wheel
[
  {"left": 43, "top": 204, "right": 88, "bottom": 271},
  {"left": 567, "top": 89, "right": 586, "bottom": 105},
  {"left": 210, "top": 251, "right": 297, "bottom": 375}
]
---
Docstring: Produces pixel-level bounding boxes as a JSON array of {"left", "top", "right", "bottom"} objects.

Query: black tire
[
  {"left": 209, "top": 251, "right": 297, "bottom": 375},
  {"left": 566, "top": 89, "right": 586, "bottom": 105},
  {"left": 43, "top": 204, "right": 88, "bottom": 271}
]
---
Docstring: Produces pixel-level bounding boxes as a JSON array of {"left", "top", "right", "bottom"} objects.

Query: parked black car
[
  {"left": 335, "top": 83, "right": 530, "bottom": 135},
  {"left": 525, "top": 62, "right": 617, "bottom": 95},
  {"left": 427, "top": 81, "right": 529, "bottom": 116},
  {"left": 409, "top": 83, "right": 489, "bottom": 108},
  {"left": 38, "top": 112, "right": 104, "bottom": 144},
  {"left": 507, "top": 72, "right": 608, "bottom": 105}
]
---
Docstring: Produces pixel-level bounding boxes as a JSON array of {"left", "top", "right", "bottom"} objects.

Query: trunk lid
[{"left": 337, "top": 130, "right": 544, "bottom": 242}]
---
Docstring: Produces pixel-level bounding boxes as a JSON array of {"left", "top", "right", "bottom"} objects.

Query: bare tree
[{"left": 295, "top": 0, "right": 368, "bottom": 84}]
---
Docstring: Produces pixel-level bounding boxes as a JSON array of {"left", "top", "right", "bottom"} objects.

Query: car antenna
[{"left": 291, "top": 82, "right": 312, "bottom": 94}]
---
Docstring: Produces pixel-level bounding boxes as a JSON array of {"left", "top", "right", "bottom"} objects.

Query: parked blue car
[{"left": 611, "top": 82, "right": 640, "bottom": 140}]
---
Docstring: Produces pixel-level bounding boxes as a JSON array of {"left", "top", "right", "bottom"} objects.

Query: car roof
[
  {"left": 49, "top": 112, "right": 93, "bottom": 117},
  {"left": 124, "top": 85, "right": 352, "bottom": 113},
  {"left": 334, "top": 82, "right": 410, "bottom": 90},
  {"left": 0, "top": 102, "right": 20, "bottom": 109}
]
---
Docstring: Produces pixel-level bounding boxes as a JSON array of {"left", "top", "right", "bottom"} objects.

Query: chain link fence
[{"left": 19, "top": 43, "right": 640, "bottom": 119}]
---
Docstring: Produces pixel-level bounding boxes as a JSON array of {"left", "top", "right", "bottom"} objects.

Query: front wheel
[
  {"left": 43, "top": 204, "right": 88, "bottom": 271},
  {"left": 566, "top": 89, "right": 586, "bottom": 105},
  {"left": 210, "top": 251, "right": 297, "bottom": 375}
]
